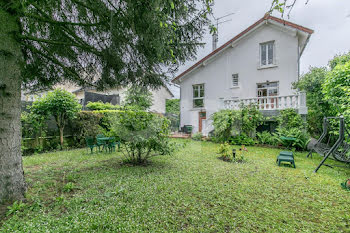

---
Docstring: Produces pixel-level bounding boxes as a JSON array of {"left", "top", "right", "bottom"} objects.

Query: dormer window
[{"left": 260, "top": 41, "right": 274, "bottom": 66}]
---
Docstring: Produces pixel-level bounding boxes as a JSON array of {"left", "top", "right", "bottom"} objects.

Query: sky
[{"left": 168, "top": 0, "right": 350, "bottom": 98}]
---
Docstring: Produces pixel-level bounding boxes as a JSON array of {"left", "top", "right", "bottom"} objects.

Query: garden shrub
[
  {"left": 273, "top": 127, "right": 310, "bottom": 150},
  {"left": 30, "top": 89, "right": 81, "bottom": 149},
  {"left": 109, "top": 110, "right": 173, "bottom": 164},
  {"left": 229, "top": 134, "right": 256, "bottom": 146},
  {"left": 277, "top": 108, "right": 306, "bottom": 130},
  {"left": 218, "top": 143, "right": 247, "bottom": 163},
  {"left": 323, "top": 60, "right": 350, "bottom": 124},
  {"left": 70, "top": 111, "right": 103, "bottom": 146},
  {"left": 123, "top": 86, "right": 153, "bottom": 111},
  {"left": 86, "top": 101, "right": 121, "bottom": 111},
  {"left": 256, "top": 131, "right": 275, "bottom": 145},
  {"left": 166, "top": 99, "right": 180, "bottom": 115},
  {"left": 21, "top": 111, "right": 46, "bottom": 139},
  {"left": 192, "top": 132, "right": 203, "bottom": 141},
  {"left": 218, "top": 143, "right": 232, "bottom": 161},
  {"left": 274, "top": 109, "right": 310, "bottom": 150},
  {"left": 211, "top": 104, "right": 263, "bottom": 143}
]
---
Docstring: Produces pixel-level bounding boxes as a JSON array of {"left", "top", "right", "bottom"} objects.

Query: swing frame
[{"left": 307, "top": 116, "right": 350, "bottom": 173}]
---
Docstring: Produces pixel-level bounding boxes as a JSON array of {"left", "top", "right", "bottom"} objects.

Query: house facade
[
  {"left": 22, "top": 84, "right": 174, "bottom": 114},
  {"left": 172, "top": 14, "right": 313, "bottom": 136},
  {"left": 73, "top": 85, "right": 173, "bottom": 114}
]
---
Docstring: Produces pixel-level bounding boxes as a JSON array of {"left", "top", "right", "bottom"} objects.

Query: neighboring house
[
  {"left": 172, "top": 14, "right": 314, "bottom": 136},
  {"left": 22, "top": 84, "right": 173, "bottom": 114},
  {"left": 73, "top": 85, "right": 174, "bottom": 114}
]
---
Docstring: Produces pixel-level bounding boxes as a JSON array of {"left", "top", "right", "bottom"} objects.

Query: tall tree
[
  {"left": 30, "top": 89, "right": 81, "bottom": 148},
  {"left": 124, "top": 86, "right": 153, "bottom": 111},
  {"left": 0, "top": 0, "right": 213, "bottom": 202}
]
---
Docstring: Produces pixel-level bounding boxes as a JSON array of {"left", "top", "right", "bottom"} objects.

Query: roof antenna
[{"left": 212, "top": 12, "right": 235, "bottom": 51}]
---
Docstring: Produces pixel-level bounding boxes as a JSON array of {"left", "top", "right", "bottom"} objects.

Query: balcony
[{"left": 221, "top": 92, "right": 307, "bottom": 114}]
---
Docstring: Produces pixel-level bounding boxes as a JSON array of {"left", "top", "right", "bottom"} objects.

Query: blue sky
[{"left": 168, "top": 0, "right": 350, "bottom": 98}]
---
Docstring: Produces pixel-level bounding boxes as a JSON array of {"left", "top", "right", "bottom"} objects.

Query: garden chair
[
  {"left": 97, "top": 138, "right": 108, "bottom": 152},
  {"left": 85, "top": 137, "right": 97, "bottom": 154},
  {"left": 276, "top": 151, "right": 296, "bottom": 168},
  {"left": 107, "top": 137, "right": 117, "bottom": 152}
]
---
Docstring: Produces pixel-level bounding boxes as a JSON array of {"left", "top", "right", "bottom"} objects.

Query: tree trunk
[
  {"left": 0, "top": 10, "right": 27, "bottom": 202},
  {"left": 59, "top": 127, "right": 64, "bottom": 149}
]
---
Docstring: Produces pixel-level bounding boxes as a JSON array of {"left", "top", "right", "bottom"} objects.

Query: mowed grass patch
[{"left": 1, "top": 140, "right": 349, "bottom": 232}]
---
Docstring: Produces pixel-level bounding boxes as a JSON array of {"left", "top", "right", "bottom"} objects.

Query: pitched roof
[{"left": 172, "top": 14, "right": 314, "bottom": 83}]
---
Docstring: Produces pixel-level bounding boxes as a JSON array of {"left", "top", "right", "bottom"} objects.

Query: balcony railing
[{"left": 221, "top": 92, "right": 307, "bottom": 113}]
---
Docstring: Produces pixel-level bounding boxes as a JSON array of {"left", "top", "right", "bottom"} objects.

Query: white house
[
  {"left": 72, "top": 85, "right": 174, "bottom": 114},
  {"left": 23, "top": 83, "right": 174, "bottom": 114},
  {"left": 172, "top": 14, "right": 313, "bottom": 136}
]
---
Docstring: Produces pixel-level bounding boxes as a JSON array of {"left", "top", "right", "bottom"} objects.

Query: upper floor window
[
  {"left": 232, "top": 74, "right": 239, "bottom": 87},
  {"left": 260, "top": 41, "right": 274, "bottom": 66},
  {"left": 193, "top": 84, "right": 204, "bottom": 108}
]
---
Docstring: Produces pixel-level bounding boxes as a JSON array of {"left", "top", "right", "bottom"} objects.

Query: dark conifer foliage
[{"left": 1, "top": 0, "right": 213, "bottom": 90}]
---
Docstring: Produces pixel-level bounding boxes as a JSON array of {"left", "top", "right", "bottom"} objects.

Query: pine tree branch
[
  {"left": 23, "top": 42, "right": 90, "bottom": 86},
  {"left": 18, "top": 35, "right": 103, "bottom": 56},
  {"left": 23, "top": 13, "right": 106, "bottom": 27}
]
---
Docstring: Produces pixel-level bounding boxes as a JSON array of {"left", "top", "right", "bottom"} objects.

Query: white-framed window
[
  {"left": 257, "top": 82, "right": 279, "bottom": 97},
  {"left": 260, "top": 41, "right": 274, "bottom": 66},
  {"left": 232, "top": 74, "right": 239, "bottom": 87},
  {"left": 193, "top": 84, "right": 204, "bottom": 108}
]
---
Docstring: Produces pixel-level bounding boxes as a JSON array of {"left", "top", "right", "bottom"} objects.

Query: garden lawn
[{"left": 1, "top": 140, "right": 349, "bottom": 232}]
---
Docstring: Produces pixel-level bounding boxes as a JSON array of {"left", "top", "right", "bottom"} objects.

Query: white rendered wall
[{"left": 179, "top": 24, "right": 300, "bottom": 135}]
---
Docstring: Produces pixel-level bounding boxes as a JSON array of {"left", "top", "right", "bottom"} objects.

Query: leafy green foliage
[
  {"left": 230, "top": 134, "right": 256, "bottom": 146},
  {"left": 328, "top": 51, "right": 350, "bottom": 70},
  {"left": 62, "top": 182, "right": 76, "bottom": 193},
  {"left": 218, "top": 143, "right": 247, "bottom": 163},
  {"left": 277, "top": 109, "right": 306, "bottom": 130},
  {"left": 123, "top": 86, "right": 153, "bottom": 111},
  {"left": 293, "top": 67, "right": 333, "bottom": 137},
  {"left": 2, "top": 0, "right": 215, "bottom": 90},
  {"left": 21, "top": 112, "right": 46, "bottom": 139},
  {"left": 70, "top": 111, "right": 103, "bottom": 146},
  {"left": 6, "top": 201, "right": 27, "bottom": 217},
  {"left": 166, "top": 99, "right": 180, "bottom": 115},
  {"left": 211, "top": 104, "right": 263, "bottom": 142},
  {"left": 30, "top": 89, "right": 81, "bottom": 148},
  {"left": 256, "top": 131, "right": 277, "bottom": 146},
  {"left": 218, "top": 142, "right": 231, "bottom": 161},
  {"left": 323, "top": 61, "right": 350, "bottom": 123},
  {"left": 274, "top": 128, "right": 310, "bottom": 150},
  {"left": 109, "top": 110, "right": 173, "bottom": 164},
  {"left": 192, "top": 132, "right": 203, "bottom": 141},
  {"left": 86, "top": 101, "right": 121, "bottom": 111},
  {"left": 294, "top": 52, "right": 350, "bottom": 137},
  {"left": 274, "top": 109, "right": 310, "bottom": 150}
]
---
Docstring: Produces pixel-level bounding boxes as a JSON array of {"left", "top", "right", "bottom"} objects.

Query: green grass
[{"left": 1, "top": 140, "right": 349, "bottom": 232}]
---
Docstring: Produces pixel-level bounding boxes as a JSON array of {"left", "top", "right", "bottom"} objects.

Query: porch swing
[{"left": 307, "top": 116, "right": 350, "bottom": 173}]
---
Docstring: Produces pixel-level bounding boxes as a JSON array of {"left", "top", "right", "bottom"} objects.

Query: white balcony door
[{"left": 257, "top": 82, "right": 279, "bottom": 109}]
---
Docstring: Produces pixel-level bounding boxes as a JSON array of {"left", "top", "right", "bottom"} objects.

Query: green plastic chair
[
  {"left": 276, "top": 151, "right": 296, "bottom": 168},
  {"left": 107, "top": 137, "right": 116, "bottom": 152},
  {"left": 97, "top": 138, "right": 108, "bottom": 152},
  {"left": 85, "top": 137, "right": 96, "bottom": 154}
]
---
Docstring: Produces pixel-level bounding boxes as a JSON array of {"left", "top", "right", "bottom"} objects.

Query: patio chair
[
  {"left": 276, "top": 151, "right": 296, "bottom": 168},
  {"left": 85, "top": 137, "right": 97, "bottom": 154},
  {"left": 107, "top": 137, "right": 116, "bottom": 152},
  {"left": 97, "top": 138, "right": 108, "bottom": 152}
]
